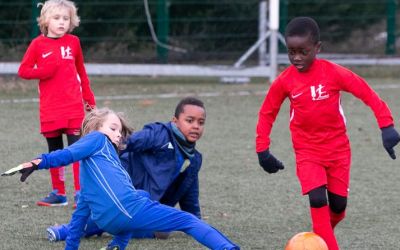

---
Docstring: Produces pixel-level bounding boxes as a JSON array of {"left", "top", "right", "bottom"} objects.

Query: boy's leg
[
  {"left": 65, "top": 201, "right": 91, "bottom": 250},
  {"left": 84, "top": 217, "right": 104, "bottom": 238},
  {"left": 46, "top": 216, "right": 104, "bottom": 242},
  {"left": 308, "top": 186, "right": 339, "bottom": 250},
  {"left": 127, "top": 200, "right": 239, "bottom": 250},
  {"left": 67, "top": 133, "right": 81, "bottom": 208},
  {"left": 47, "top": 135, "right": 66, "bottom": 195},
  {"left": 72, "top": 162, "right": 80, "bottom": 192},
  {"left": 129, "top": 190, "right": 162, "bottom": 239},
  {"left": 38, "top": 134, "right": 67, "bottom": 206},
  {"left": 107, "top": 231, "right": 132, "bottom": 250},
  {"left": 326, "top": 156, "right": 350, "bottom": 230},
  {"left": 47, "top": 189, "right": 153, "bottom": 242},
  {"left": 328, "top": 191, "right": 347, "bottom": 229},
  {"left": 130, "top": 230, "right": 155, "bottom": 239}
]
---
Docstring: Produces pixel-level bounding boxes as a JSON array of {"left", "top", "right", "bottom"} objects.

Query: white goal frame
[{"left": 1, "top": 1, "right": 280, "bottom": 81}]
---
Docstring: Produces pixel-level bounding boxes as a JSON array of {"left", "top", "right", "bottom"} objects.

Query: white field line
[{"left": 0, "top": 84, "right": 399, "bottom": 104}]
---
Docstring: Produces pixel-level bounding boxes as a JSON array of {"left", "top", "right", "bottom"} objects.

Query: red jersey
[
  {"left": 256, "top": 59, "right": 393, "bottom": 159},
  {"left": 18, "top": 34, "right": 95, "bottom": 129}
]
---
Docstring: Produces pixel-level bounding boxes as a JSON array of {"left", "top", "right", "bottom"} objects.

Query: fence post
[
  {"left": 258, "top": 1, "right": 268, "bottom": 66},
  {"left": 386, "top": 0, "right": 396, "bottom": 55},
  {"left": 157, "top": 0, "right": 169, "bottom": 63},
  {"left": 269, "top": 0, "right": 279, "bottom": 81},
  {"left": 31, "top": 0, "right": 40, "bottom": 39}
]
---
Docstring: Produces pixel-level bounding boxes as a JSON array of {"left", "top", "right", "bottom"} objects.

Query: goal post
[
  {"left": 0, "top": 1, "right": 281, "bottom": 82},
  {"left": 233, "top": 0, "right": 281, "bottom": 82}
]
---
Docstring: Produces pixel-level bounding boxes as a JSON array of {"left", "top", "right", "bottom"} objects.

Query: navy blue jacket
[{"left": 121, "top": 122, "right": 202, "bottom": 218}]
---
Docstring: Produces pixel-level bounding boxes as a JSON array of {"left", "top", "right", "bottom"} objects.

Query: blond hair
[
  {"left": 37, "top": 0, "right": 80, "bottom": 35},
  {"left": 81, "top": 108, "right": 134, "bottom": 150}
]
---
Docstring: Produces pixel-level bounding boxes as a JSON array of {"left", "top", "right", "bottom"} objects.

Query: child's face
[
  {"left": 172, "top": 105, "right": 206, "bottom": 143},
  {"left": 46, "top": 7, "right": 71, "bottom": 38},
  {"left": 286, "top": 35, "right": 321, "bottom": 72},
  {"left": 98, "top": 113, "right": 122, "bottom": 147}
]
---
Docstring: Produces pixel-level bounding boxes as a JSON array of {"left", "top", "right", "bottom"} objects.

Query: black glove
[
  {"left": 20, "top": 162, "right": 38, "bottom": 182},
  {"left": 381, "top": 125, "right": 400, "bottom": 159},
  {"left": 257, "top": 149, "right": 284, "bottom": 173}
]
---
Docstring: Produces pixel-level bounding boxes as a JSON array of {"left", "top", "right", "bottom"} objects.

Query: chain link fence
[{"left": 0, "top": 0, "right": 398, "bottom": 64}]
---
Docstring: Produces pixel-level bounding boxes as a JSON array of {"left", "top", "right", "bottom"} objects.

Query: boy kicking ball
[{"left": 255, "top": 16, "right": 400, "bottom": 250}]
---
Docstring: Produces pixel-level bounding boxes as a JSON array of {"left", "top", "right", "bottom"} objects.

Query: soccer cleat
[
  {"left": 37, "top": 190, "right": 68, "bottom": 207},
  {"left": 47, "top": 224, "right": 68, "bottom": 242}
]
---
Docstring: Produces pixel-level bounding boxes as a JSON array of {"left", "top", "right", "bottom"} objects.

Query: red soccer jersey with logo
[
  {"left": 18, "top": 34, "right": 95, "bottom": 131},
  {"left": 256, "top": 59, "right": 393, "bottom": 160}
]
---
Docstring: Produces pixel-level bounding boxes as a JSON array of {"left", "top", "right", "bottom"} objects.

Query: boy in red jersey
[
  {"left": 255, "top": 17, "right": 400, "bottom": 250},
  {"left": 18, "top": 0, "right": 95, "bottom": 207}
]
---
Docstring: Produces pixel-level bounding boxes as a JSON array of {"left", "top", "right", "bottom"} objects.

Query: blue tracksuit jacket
[
  {"left": 37, "top": 131, "right": 240, "bottom": 250},
  {"left": 38, "top": 132, "right": 148, "bottom": 245},
  {"left": 121, "top": 122, "right": 202, "bottom": 218}
]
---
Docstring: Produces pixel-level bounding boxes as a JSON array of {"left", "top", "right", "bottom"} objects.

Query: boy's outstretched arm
[
  {"left": 336, "top": 67, "right": 400, "bottom": 159},
  {"left": 257, "top": 149, "right": 284, "bottom": 174},
  {"left": 381, "top": 125, "right": 400, "bottom": 159}
]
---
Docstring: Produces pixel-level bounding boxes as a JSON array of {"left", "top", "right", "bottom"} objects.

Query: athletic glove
[
  {"left": 381, "top": 125, "right": 400, "bottom": 159},
  {"left": 20, "top": 162, "right": 38, "bottom": 182},
  {"left": 257, "top": 149, "right": 284, "bottom": 173},
  {"left": 85, "top": 103, "right": 96, "bottom": 112}
]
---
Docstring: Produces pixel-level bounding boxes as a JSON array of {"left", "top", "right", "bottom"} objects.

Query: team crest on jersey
[
  {"left": 61, "top": 46, "right": 73, "bottom": 59},
  {"left": 310, "top": 84, "right": 329, "bottom": 101}
]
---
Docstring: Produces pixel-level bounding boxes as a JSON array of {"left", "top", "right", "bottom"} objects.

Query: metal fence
[{"left": 0, "top": 0, "right": 398, "bottom": 64}]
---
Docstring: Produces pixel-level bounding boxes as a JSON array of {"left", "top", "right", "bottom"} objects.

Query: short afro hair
[
  {"left": 174, "top": 97, "right": 205, "bottom": 118},
  {"left": 285, "top": 17, "right": 320, "bottom": 44}
]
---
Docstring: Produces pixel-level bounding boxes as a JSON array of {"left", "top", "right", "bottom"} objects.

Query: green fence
[{"left": 0, "top": 0, "right": 398, "bottom": 63}]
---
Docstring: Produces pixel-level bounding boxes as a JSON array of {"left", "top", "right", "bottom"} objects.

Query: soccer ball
[{"left": 285, "top": 232, "right": 328, "bottom": 250}]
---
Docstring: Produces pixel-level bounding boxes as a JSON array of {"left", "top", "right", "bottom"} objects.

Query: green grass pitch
[{"left": 0, "top": 74, "right": 399, "bottom": 249}]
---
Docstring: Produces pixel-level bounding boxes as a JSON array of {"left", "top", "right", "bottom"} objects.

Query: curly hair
[
  {"left": 174, "top": 97, "right": 206, "bottom": 118},
  {"left": 37, "top": 0, "right": 80, "bottom": 35}
]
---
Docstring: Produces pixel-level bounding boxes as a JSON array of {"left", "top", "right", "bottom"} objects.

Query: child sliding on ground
[{"left": 16, "top": 108, "right": 239, "bottom": 250}]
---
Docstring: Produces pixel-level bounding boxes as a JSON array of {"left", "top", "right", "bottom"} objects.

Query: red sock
[
  {"left": 310, "top": 206, "right": 339, "bottom": 250},
  {"left": 72, "top": 161, "right": 80, "bottom": 192},
  {"left": 330, "top": 209, "right": 345, "bottom": 230},
  {"left": 50, "top": 166, "right": 66, "bottom": 195}
]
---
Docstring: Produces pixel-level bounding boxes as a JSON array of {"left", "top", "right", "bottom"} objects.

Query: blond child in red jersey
[
  {"left": 18, "top": 0, "right": 95, "bottom": 207},
  {"left": 256, "top": 17, "right": 400, "bottom": 250}
]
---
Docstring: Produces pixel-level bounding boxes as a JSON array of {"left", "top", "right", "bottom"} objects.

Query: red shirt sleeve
[
  {"left": 74, "top": 38, "right": 95, "bottom": 107},
  {"left": 256, "top": 77, "right": 288, "bottom": 152},
  {"left": 18, "top": 37, "right": 59, "bottom": 80},
  {"left": 335, "top": 64, "right": 393, "bottom": 128}
]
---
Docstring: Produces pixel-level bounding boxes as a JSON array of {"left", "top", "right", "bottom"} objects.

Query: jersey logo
[
  {"left": 161, "top": 142, "right": 174, "bottom": 150},
  {"left": 311, "top": 84, "right": 329, "bottom": 101},
  {"left": 42, "top": 52, "right": 53, "bottom": 58},
  {"left": 291, "top": 92, "right": 303, "bottom": 99},
  {"left": 180, "top": 159, "right": 191, "bottom": 173},
  {"left": 61, "top": 46, "right": 73, "bottom": 59}
]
